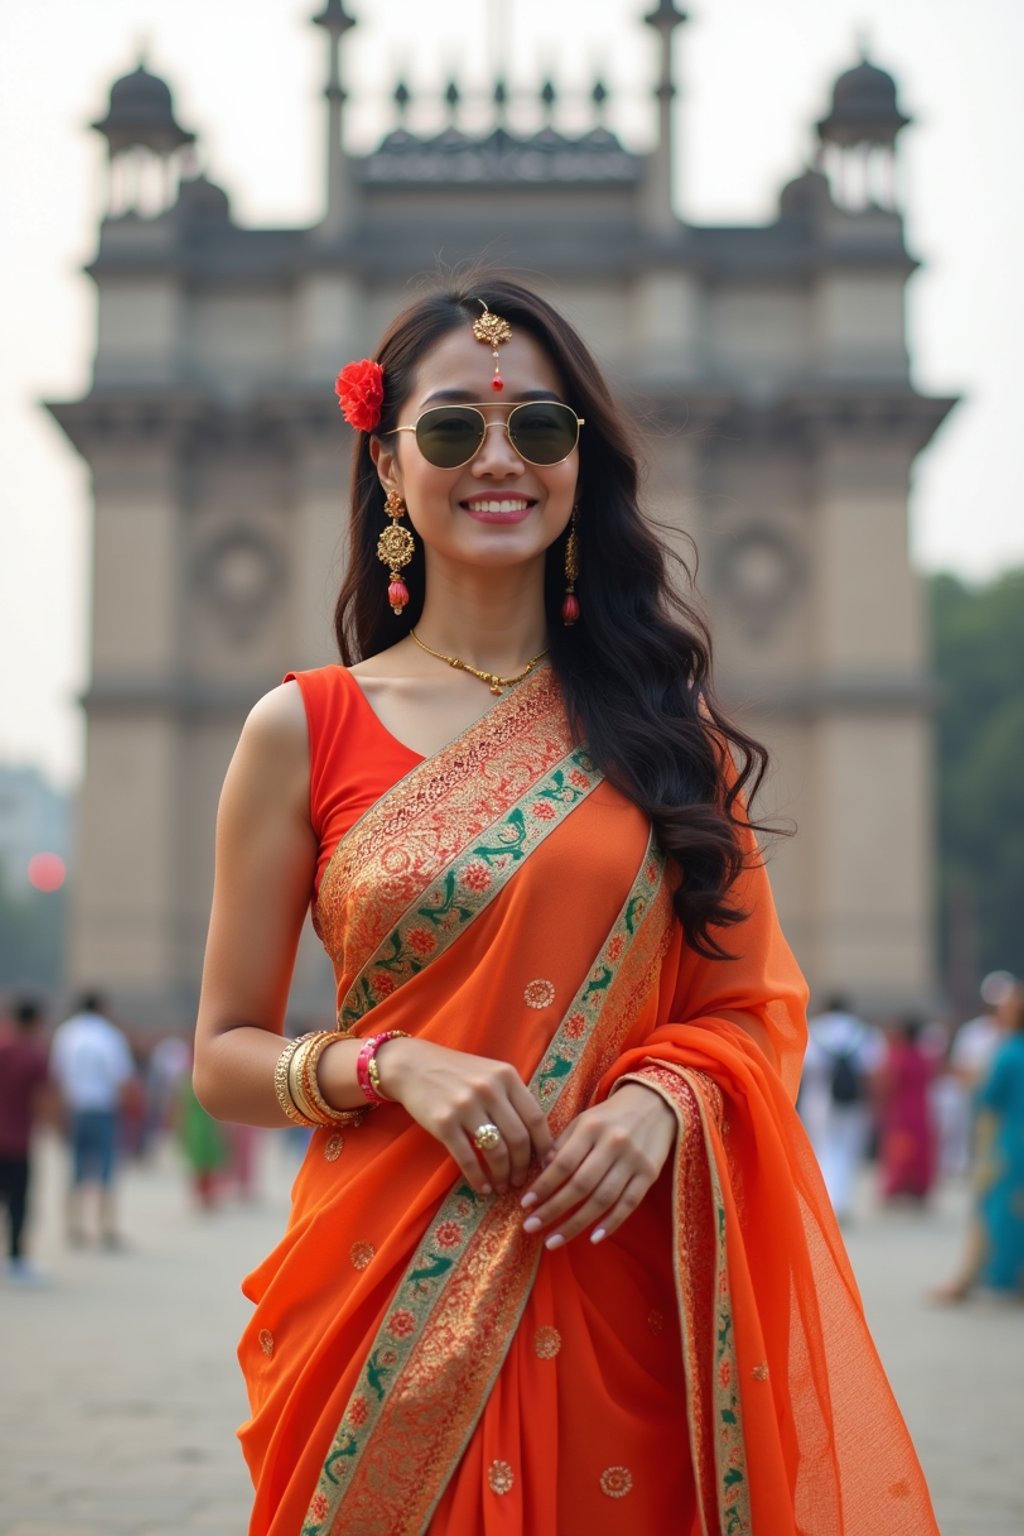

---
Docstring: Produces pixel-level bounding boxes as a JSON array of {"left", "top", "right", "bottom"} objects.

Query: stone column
[
  {"left": 806, "top": 432, "right": 935, "bottom": 1005},
  {"left": 70, "top": 439, "right": 187, "bottom": 1022}
]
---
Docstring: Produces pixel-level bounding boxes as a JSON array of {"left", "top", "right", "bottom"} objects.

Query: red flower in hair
[{"left": 334, "top": 358, "right": 385, "bottom": 432}]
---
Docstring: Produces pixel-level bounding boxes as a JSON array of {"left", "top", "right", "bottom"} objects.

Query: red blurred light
[{"left": 27, "top": 852, "right": 66, "bottom": 892}]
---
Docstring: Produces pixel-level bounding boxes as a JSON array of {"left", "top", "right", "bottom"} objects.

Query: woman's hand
[
  {"left": 519, "top": 1083, "right": 676, "bottom": 1247},
  {"left": 376, "top": 1037, "right": 555, "bottom": 1196}
]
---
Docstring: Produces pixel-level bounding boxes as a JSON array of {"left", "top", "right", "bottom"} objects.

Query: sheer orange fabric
[{"left": 237, "top": 665, "right": 938, "bottom": 1536}]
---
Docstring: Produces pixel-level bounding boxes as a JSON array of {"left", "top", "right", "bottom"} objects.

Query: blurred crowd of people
[
  {"left": 800, "top": 972, "right": 1024, "bottom": 1301},
  {"left": 0, "top": 990, "right": 284, "bottom": 1284},
  {"left": 2, "top": 980, "right": 1022, "bottom": 1300}
]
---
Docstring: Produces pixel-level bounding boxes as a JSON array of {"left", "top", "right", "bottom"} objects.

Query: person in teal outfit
[{"left": 975, "top": 985, "right": 1024, "bottom": 1293}]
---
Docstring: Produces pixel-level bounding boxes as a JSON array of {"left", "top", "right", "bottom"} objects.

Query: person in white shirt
[
  {"left": 800, "top": 994, "right": 885, "bottom": 1223},
  {"left": 50, "top": 992, "right": 135, "bottom": 1247},
  {"left": 950, "top": 975, "right": 1013, "bottom": 1087}
]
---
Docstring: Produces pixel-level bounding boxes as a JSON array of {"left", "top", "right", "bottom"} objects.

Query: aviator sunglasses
[{"left": 384, "top": 400, "right": 584, "bottom": 470}]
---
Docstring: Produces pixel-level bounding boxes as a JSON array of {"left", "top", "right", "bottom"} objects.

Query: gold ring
[{"left": 472, "top": 1123, "right": 502, "bottom": 1152}]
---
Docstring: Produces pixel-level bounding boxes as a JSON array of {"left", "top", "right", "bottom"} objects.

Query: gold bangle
[
  {"left": 274, "top": 1034, "right": 320, "bottom": 1128},
  {"left": 301, "top": 1031, "right": 366, "bottom": 1127},
  {"left": 288, "top": 1037, "right": 325, "bottom": 1124}
]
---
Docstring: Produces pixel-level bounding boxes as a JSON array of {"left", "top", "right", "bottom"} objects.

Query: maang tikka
[
  {"left": 378, "top": 490, "right": 415, "bottom": 615},
  {"left": 472, "top": 299, "right": 512, "bottom": 391}
]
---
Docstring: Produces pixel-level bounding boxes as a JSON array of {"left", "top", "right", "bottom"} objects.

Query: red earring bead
[
  {"left": 561, "top": 593, "right": 580, "bottom": 626},
  {"left": 491, "top": 376, "right": 504, "bottom": 391},
  {"left": 388, "top": 579, "right": 409, "bottom": 615}
]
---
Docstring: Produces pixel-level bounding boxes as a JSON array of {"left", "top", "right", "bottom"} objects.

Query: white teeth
[{"left": 468, "top": 499, "right": 530, "bottom": 513}]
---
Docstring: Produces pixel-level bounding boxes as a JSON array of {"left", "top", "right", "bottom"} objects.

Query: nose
[{"left": 470, "top": 419, "right": 525, "bottom": 477}]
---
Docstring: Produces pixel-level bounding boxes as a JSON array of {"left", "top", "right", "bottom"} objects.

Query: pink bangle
[{"left": 356, "top": 1031, "right": 409, "bottom": 1105}]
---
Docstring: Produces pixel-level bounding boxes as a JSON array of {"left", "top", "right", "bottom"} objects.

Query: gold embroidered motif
[
  {"left": 488, "top": 1459, "right": 515, "bottom": 1495},
  {"left": 647, "top": 1308, "right": 665, "bottom": 1335},
  {"left": 324, "top": 1134, "right": 344, "bottom": 1162},
  {"left": 350, "top": 1241, "right": 375, "bottom": 1270},
  {"left": 752, "top": 1362, "right": 769, "bottom": 1381},
  {"left": 258, "top": 1329, "right": 274, "bottom": 1357},
  {"left": 523, "top": 978, "right": 556, "bottom": 1009},
  {"left": 534, "top": 1325, "right": 562, "bottom": 1359},
  {"left": 600, "top": 1466, "right": 633, "bottom": 1498}
]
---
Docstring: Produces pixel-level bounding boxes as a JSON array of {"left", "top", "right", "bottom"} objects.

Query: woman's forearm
[{"left": 193, "top": 1025, "right": 366, "bottom": 1127}]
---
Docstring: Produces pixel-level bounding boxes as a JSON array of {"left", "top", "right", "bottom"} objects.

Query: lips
[{"left": 460, "top": 495, "right": 537, "bottom": 525}]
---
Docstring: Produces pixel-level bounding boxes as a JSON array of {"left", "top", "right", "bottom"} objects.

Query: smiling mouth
[{"left": 460, "top": 496, "right": 536, "bottom": 513}]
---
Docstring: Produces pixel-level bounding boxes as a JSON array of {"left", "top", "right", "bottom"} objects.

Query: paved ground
[{"left": 1, "top": 1133, "right": 1021, "bottom": 1535}]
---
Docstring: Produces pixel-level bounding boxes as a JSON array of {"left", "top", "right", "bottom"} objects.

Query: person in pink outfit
[{"left": 877, "top": 1017, "right": 936, "bottom": 1203}]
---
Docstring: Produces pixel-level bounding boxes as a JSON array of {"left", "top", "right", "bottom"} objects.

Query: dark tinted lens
[
  {"left": 507, "top": 402, "right": 578, "bottom": 464},
  {"left": 415, "top": 407, "right": 485, "bottom": 468}
]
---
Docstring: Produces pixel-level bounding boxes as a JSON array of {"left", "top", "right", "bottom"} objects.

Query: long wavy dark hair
[{"left": 335, "top": 276, "right": 772, "bottom": 958}]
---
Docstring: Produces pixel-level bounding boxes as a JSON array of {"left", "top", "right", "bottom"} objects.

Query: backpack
[{"left": 828, "top": 1046, "right": 864, "bottom": 1106}]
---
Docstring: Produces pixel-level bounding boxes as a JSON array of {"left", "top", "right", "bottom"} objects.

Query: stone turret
[
  {"left": 91, "top": 59, "right": 195, "bottom": 217},
  {"left": 817, "top": 51, "right": 912, "bottom": 210}
]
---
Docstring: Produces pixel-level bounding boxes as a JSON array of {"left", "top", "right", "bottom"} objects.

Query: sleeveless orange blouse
[{"left": 284, "top": 666, "right": 422, "bottom": 903}]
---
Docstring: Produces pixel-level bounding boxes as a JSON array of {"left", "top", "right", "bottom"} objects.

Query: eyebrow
[{"left": 419, "top": 387, "right": 567, "bottom": 407}]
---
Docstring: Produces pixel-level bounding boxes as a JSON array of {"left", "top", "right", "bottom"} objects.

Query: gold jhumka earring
[
  {"left": 562, "top": 508, "right": 580, "bottom": 626},
  {"left": 378, "top": 490, "right": 415, "bottom": 615},
  {"left": 472, "top": 299, "right": 512, "bottom": 391}
]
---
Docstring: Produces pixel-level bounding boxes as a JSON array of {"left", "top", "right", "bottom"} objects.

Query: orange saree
[{"left": 237, "top": 664, "right": 939, "bottom": 1536}]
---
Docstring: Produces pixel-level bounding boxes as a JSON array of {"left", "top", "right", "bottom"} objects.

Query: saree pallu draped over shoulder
[{"left": 238, "top": 666, "right": 940, "bottom": 1536}]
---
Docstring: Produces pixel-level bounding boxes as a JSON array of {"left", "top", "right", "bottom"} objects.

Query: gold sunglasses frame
[{"left": 383, "top": 401, "right": 585, "bottom": 469}]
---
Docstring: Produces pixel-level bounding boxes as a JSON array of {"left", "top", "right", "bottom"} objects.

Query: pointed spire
[
  {"left": 643, "top": 0, "right": 688, "bottom": 230},
  {"left": 311, "top": 0, "right": 356, "bottom": 36},
  {"left": 643, "top": 0, "right": 688, "bottom": 34},
  {"left": 393, "top": 78, "right": 410, "bottom": 123},
  {"left": 311, "top": 0, "right": 358, "bottom": 235},
  {"left": 540, "top": 78, "right": 556, "bottom": 124},
  {"left": 444, "top": 78, "right": 461, "bottom": 123},
  {"left": 591, "top": 77, "right": 609, "bottom": 121}
]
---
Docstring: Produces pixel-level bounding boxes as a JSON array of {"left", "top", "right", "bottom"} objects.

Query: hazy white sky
[{"left": 2, "top": 0, "right": 1021, "bottom": 788}]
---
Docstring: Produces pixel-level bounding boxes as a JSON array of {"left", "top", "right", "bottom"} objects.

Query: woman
[
  {"left": 933, "top": 982, "right": 1024, "bottom": 1303},
  {"left": 938, "top": 984, "right": 1024, "bottom": 1300},
  {"left": 194, "top": 279, "right": 938, "bottom": 1535},
  {"left": 975, "top": 986, "right": 1024, "bottom": 1292},
  {"left": 877, "top": 1017, "right": 937, "bottom": 1203}
]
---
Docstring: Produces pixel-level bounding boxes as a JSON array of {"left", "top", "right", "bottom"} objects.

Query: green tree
[{"left": 929, "top": 569, "right": 1024, "bottom": 987}]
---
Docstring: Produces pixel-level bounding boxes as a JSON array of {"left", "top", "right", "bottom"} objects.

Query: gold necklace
[{"left": 409, "top": 629, "right": 548, "bottom": 696}]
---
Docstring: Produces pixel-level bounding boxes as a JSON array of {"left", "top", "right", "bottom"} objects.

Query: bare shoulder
[
  {"left": 242, "top": 679, "right": 308, "bottom": 748},
  {"left": 223, "top": 682, "right": 310, "bottom": 821}
]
